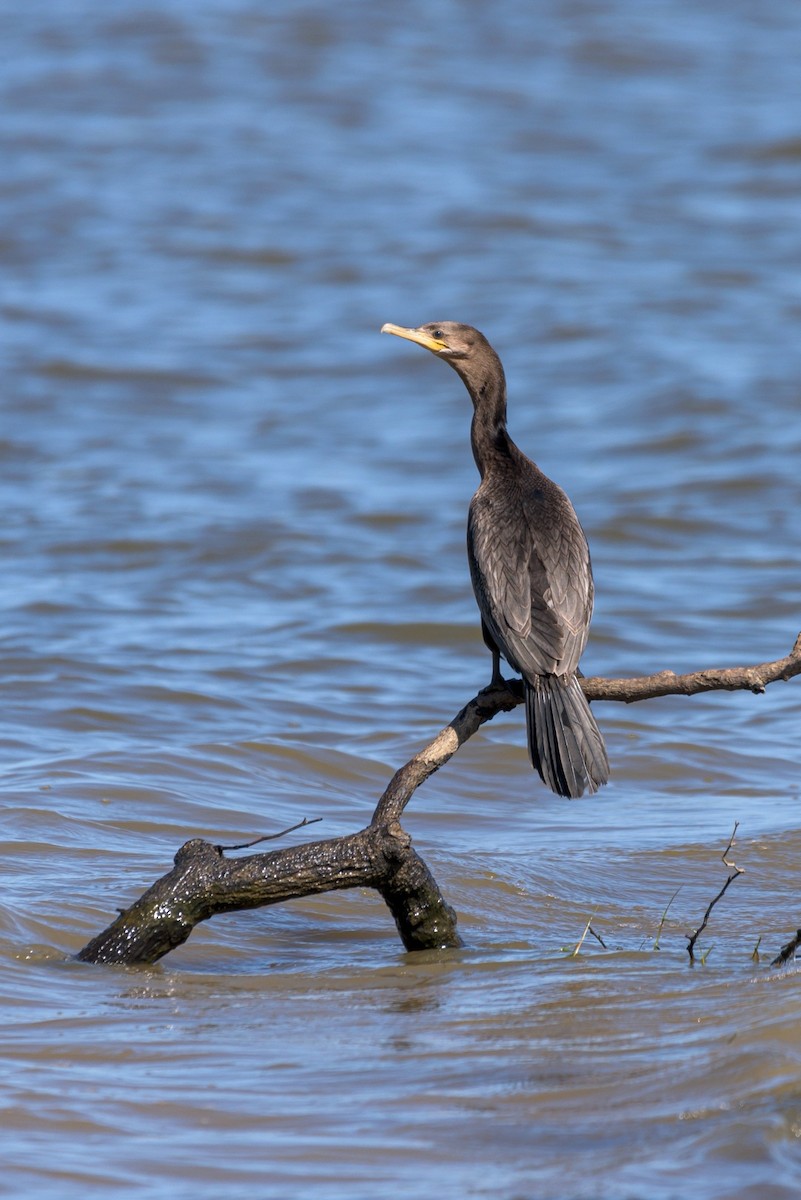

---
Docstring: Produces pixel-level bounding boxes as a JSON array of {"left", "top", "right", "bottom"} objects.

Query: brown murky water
[{"left": 2, "top": 2, "right": 801, "bottom": 1197}]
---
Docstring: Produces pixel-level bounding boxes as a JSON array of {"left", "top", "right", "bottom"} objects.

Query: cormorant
[{"left": 381, "top": 321, "right": 609, "bottom": 798}]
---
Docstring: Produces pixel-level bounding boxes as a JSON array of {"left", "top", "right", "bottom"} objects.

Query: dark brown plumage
[{"left": 381, "top": 320, "right": 609, "bottom": 798}]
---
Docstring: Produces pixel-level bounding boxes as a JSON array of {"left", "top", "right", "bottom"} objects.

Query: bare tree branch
[
  {"left": 374, "top": 634, "right": 801, "bottom": 824},
  {"left": 581, "top": 632, "right": 801, "bottom": 703}
]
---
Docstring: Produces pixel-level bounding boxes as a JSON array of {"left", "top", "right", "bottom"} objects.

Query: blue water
[{"left": 2, "top": 2, "right": 801, "bottom": 1197}]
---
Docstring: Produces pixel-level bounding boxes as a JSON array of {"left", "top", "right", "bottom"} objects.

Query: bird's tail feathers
[{"left": 525, "top": 674, "right": 609, "bottom": 799}]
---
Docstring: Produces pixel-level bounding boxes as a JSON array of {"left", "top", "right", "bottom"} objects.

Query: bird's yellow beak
[{"left": 380, "top": 323, "right": 448, "bottom": 353}]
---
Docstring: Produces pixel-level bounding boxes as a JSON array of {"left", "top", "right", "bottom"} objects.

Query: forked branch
[{"left": 76, "top": 635, "right": 801, "bottom": 967}]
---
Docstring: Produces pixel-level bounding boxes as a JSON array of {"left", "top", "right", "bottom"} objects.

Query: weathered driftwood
[{"left": 77, "top": 634, "right": 801, "bottom": 967}]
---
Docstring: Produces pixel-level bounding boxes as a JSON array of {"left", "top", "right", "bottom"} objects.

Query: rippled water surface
[{"left": 3, "top": 2, "right": 801, "bottom": 1197}]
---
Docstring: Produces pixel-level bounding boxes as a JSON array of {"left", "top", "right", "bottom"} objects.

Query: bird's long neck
[{"left": 461, "top": 364, "right": 512, "bottom": 478}]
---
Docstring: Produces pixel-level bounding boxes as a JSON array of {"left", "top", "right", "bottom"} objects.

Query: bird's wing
[{"left": 468, "top": 473, "right": 593, "bottom": 679}]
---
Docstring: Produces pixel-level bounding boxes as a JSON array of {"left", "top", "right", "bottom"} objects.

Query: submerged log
[{"left": 77, "top": 824, "right": 461, "bottom": 966}]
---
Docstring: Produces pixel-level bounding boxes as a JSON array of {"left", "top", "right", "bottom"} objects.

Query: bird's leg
[
  {"left": 489, "top": 645, "right": 504, "bottom": 688},
  {"left": 481, "top": 621, "right": 505, "bottom": 688}
]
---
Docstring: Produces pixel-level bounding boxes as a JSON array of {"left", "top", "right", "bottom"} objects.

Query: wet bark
[
  {"left": 77, "top": 824, "right": 460, "bottom": 966},
  {"left": 77, "top": 633, "right": 800, "bottom": 967}
]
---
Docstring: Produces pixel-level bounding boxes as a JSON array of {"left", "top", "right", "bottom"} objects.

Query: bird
[{"left": 381, "top": 320, "right": 609, "bottom": 798}]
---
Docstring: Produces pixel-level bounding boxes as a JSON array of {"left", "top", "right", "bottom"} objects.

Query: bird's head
[
  {"left": 380, "top": 321, "right": 506, "bottom": 409},
  {"left": 380, "top": 321, "right": 480, "bottom": 361}
]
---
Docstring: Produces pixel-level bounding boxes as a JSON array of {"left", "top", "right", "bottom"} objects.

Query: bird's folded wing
[{"left": 468, "top": 493, "right": 592, "bottom": 678}]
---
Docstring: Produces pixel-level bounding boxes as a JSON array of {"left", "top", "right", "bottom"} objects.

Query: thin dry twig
[
  {"left": 588, "top": 924, "right": 607, "bottom": 949},
  {"left": 652, "top": 885, "right": 683, "bottom": 951},
  {"left": 216, "top": 816, "right": 322, "bottom": 853},
  {"left": 686, "top": 822, "right": 744, "bottom": 963},
  {"left": 568, "top": 910, "right": 599, "bottom": 957}
]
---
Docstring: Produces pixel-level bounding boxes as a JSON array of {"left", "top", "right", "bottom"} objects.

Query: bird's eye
[{"left": 432, "top": 329, "right": 444, "bottom": 340}]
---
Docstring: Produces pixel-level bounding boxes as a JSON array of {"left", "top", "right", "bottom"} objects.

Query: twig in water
[
  {"left": 653, "top": 885, "right": 683, "bottom": 951},
  {"left": 588, "top": 924, "right": 607, "bottom": 949},
  {"left": 771, "top": 929, "right": 801, "bottom": 968},
  {"left": 686, "top": 821, "right": 744, "bottom": 964},
  {"left": 569, "top": 910, "right": 600, "bottom": 958}
]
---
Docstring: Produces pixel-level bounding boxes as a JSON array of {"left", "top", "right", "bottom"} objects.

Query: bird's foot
[{"left": 481, "top": 671, "right": 511, "bottom": 694}]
